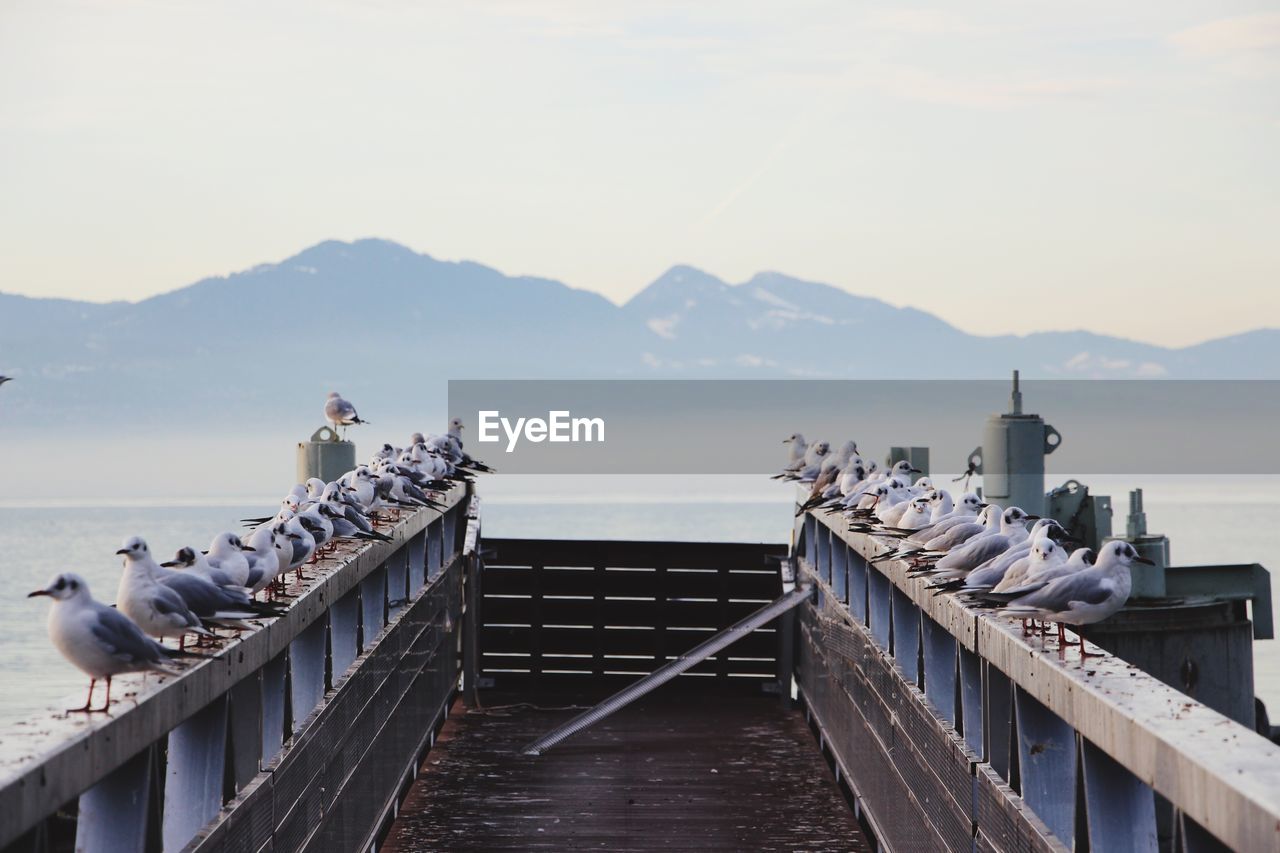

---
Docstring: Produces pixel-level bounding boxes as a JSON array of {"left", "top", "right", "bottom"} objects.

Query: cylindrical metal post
[
  {"left": 297, "top": 426, "right": 356, "bottom": 483},
  {"left": 973, "top": 371, "right": 1061, "bottom": 516}
]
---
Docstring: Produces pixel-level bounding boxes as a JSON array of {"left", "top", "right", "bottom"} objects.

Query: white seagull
[
  {"left": 116, "top": 537, "right": 214, "bottom": 648},
  {"left": 325, "top": 391, "right": 369, "bottom": 438},
  {"left": 29, "top": 572, "right": 193, "bottom": 712},
  {"left": 999, "top": 540, "right": 1152, "bottom": 656}
]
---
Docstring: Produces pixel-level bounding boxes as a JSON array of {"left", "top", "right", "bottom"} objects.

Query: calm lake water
[{"left": 1, "top": 476, "right": 1277, "bottom": 727}]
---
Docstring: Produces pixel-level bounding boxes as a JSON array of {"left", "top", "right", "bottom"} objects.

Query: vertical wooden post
[
  {"left": 290, "top": 613, "right": 328, "bottom": 733},
  {"left": 76, "top": 746, "right": 152, "bottom": 853},
  {"left": 922, "top": 615, "right": 957, "bottom": 726},
  {"left": 227, "top": 674, "right": 262, "bottom": 793},
  {"left": 408, "top": 529, "right": 427, "bottom": 593},
  {"left": 360, "top": 566, "right": 387, "bottom": 651},
  {"left": 261, "top": 650, "right": 288, "bottom": 765},
  {"left": 163, "top": 695, "right": 228, "bottom": 852},
  {"left": 1014, "top": 686, "right": 1078, "bottom": 848},
  {"left": 330, "top": 586, "right": 360, "bottom": 682},
  {"left": 462, "top": 551, "right": 482, "bottom": 707},
  {"left": 891, "top": 587, "right": 921, "bottom": 687},
  {"left": 387, "top": 549, "right": 409, "bottom": 618},
  {"left": 959, "top": 645, "right": 984, "bottom": 756},
  {"left": 1081, "top": 738, "right": 1158, "bottom": 853}
]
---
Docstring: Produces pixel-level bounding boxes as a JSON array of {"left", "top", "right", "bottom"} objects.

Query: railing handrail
[
  {"left": 801, "top": 498, "right": 1280, "bottom": 853},
  {"left": 0, "top": 484, "right": 469, "bottom": 849}
]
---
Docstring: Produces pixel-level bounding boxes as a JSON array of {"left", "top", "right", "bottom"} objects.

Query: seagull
[
  {"left": 205, "top": 532, "right": 253, "bottom": 588},
  {"left": 988, "top": 535, "right": 1067, "bottom": 594},
  {"left": 873, "top": 502, "right": 996, "bottom": 562},
  {"left": 928, "top": 506, "right": 1037, "bottom": 576},
  {"left": 29, "top": 572, "right": 196, "bottom": 713},
  {"left": 773, "top": 433, "right": 809, "bottom": 479},
  {"left": 151, "top": 556, "right": 283, "bottom": 628},
  {"left": 997, "top": 543, "right": 1094, "bottom": 597},
  {"left": 161, "top": 546, "right": 242, "bottom": 589},
  {"left": 245, "top": 522, "right": 293, "bottom": 595},
  {"left": 325, "top": 391, "right": 369, "bottom": 438},
  {"left": 445, "top": 417, "right": 495, "bottom": 473},
  {"left": 116, "top": 537, "right": 215, "bottom": 648},
  {"left": 931, "top": 521, "right": 1071, "bottom": 595},
  {"left": 997, "top": 540, "right": 1151, "bottom": 656}
]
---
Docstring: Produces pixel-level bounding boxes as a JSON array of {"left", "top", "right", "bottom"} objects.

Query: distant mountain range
[{"left": 1, "top": 238, "right": 1275, "bottom": 430}]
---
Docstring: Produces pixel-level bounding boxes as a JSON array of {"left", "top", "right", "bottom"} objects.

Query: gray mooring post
[
  {"left": 1105, "top": 488, "right": 1171, "bottom": 597},
  {"left": 968, "top": 370, "right": 1061, "bottom": 517},
  {"left": 297, "top": 425, "right": 356, "bottom": 483}
]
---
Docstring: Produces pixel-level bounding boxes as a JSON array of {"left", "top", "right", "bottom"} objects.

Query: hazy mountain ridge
[{"left": 0, "top": 239, "right": 1275, "bottom": 430}]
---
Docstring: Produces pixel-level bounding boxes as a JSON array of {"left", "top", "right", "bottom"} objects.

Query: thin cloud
[
  {"left": 864, "top": 9, "right": 992, "bottom": 37},
  {"left": 1170, "top": 12, "right": 1280, "bottom": 77},
  {"left": 859, "top": 64, "right": 1124, "bottom": 109}
]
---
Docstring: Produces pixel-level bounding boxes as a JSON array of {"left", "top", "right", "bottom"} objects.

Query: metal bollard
[
  {"left": 968, "top": 370, "right": 1061, "bottom": 517},
  {"left": 297, "top": 426, "right": 356, "bottom": 483}
]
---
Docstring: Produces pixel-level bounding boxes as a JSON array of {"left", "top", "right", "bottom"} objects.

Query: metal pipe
[{"left": 522, "top": 585, "right": 814, "bottom": 756}]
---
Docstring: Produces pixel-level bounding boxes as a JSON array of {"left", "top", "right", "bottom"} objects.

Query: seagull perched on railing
[
  {"left": 116, "top": 537, "right": 215, "bottom": 649},
  {"left": 324, "top": 391, "right": 369, "bottom": 437},
  {"left": 25, "top": 403, "right": 491, "bottom": 718},
  {"left": 993, "top": 540, "right": 1150, "bottom": 654},
  {"left": 29, "top": 572, "right": 197, "bottom": 713}
]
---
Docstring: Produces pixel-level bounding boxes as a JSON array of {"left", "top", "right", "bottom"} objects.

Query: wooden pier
[
  {"left": 2, "top": 486, "right": 1279, "bottom": 853},
  {"left": 383, "top": 686, "right": 870, "bottom": 852}
]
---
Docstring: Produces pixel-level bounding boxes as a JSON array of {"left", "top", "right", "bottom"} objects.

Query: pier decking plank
[{"left": 383, "top": 686, "right": 871, "bottom": 851}]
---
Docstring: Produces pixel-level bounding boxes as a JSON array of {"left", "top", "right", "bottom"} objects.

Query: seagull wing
[
  {"left": 153, "top": 585, "right": 203, "bottom": 630},
  {"left": 91, "top": 606, "right": 166, "bottom": 666},
  {"left": 1005, "top": 571, "right": 1114, "bottom": 612}
]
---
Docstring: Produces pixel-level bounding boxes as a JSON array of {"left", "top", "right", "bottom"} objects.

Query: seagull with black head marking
[
  {"left": 29, "top": 572, "right": 198, "bottom": 713},
  {"left": 115, "top": 537, "right": 215, "bottom": 649},
  {"left": 997, "top": 540, "right": 1151, "bottom": 655},
  {"left": 926, "top": 506, "right": 1037, "bottom": 576}
]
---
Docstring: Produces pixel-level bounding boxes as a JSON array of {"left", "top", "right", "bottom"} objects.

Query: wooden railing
[
  {"left": 795, "top": 495, "right": 1280, "bottom": 852},
  {"left": 0, "top": 485, "right": 473, "bottom": 853}
]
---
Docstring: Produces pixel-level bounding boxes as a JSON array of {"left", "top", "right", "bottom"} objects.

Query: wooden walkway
[{"left": 382, "top": 686, "right": 871, "bottom": 851}]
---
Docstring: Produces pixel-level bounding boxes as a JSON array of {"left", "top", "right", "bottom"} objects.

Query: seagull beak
[
  {"left": 1135, "top": 555, "right": 1156, "bottom": 565},
  {"left": 1025, "top": 515, "right": 1040, "bottom": 521},
  {"left": 27, "top": 589, "right": 50, "bottom": 598},
  {"left": 160, "top": 560, "right": 178, "bottom": 568},
  {"left": 240, "top": 545, "right": 256, "bottom": 552},
  {"left": 978, "top": 503, "right": 989, "bottom": 508},
  {"left": 115, "top": 548, "right": 129, "bottom": 555},
  {"left": 909, "top": 466, "right": 922, "bottom": 474}
]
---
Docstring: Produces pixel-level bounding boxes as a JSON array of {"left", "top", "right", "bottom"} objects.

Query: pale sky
[{"left": 1, "top": 1, "right": 1277, "bottom": 347}]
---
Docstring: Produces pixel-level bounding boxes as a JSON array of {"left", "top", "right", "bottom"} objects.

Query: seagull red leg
[{"left": 68, "top": 679, "right": 96, "bottom": 713}]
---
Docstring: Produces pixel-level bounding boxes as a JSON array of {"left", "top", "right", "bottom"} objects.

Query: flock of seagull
[
  {"left": 777, "top": 432, "right": 1151, "bottom": 655},
  {"left": 28, "top": 394, "right": 490, "bottom": 713}
]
